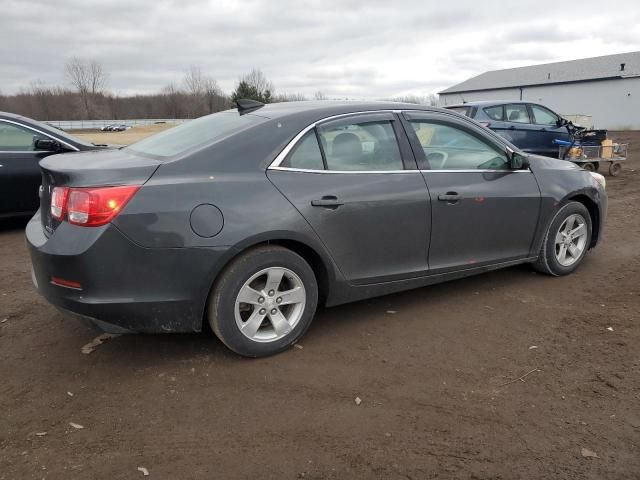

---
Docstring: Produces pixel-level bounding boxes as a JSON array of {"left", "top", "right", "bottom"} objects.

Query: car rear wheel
[
  {"left": 533, "top": 201, "right": 592, "bottom": 276},
  {"left": 208, "top": 245, "right": 318, "bottom": 357}
]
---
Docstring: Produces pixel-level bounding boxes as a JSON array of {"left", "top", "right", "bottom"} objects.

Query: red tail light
[{"left": 50, "top": 185, "right": 140, "bottom": 227}]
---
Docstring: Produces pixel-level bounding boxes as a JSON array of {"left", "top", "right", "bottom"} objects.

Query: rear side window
[
  {"left": 317, "top": 120, "right": 403, "bottom": 171},
  {"left": 505, "top": 104, "right": 530, "bottom": 123},
  {"left": 483, "top": 105, "right": 504, "bottom": 121},
  {"left": 280, "top": 130, "right": 324, "bottom": 170},
  {"left": 127, "top": 111, "right": 266, "bottom": 159}
]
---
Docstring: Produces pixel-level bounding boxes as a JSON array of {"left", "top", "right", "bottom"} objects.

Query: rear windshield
[
  {"left": 126, "top": 111, "right": 266, "bottom": 159},
  {"left": 446, "top": 106, "right": 473, "bottom": 117}
]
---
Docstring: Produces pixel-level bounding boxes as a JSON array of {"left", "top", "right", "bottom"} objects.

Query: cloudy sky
[{"left": 2, "top": 0, "right": 640, "bottom": 98}]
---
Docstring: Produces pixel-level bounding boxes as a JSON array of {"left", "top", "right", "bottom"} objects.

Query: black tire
[
  {"left": 582, "top": 162, "right": 595, "bottom": 172},
  {"left": 208, "top": 245, "right": 318, "bottom": 357},
  {"left": 609, "top": 162, "right": 622, "bottom": 176},
  {"left": 533, "top": 201, "right": 592, "bottom": 276}
]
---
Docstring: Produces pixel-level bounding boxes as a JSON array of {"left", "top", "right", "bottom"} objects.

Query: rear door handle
[
  {"left": 311, "top": 196, "right": 344, "bottom": 209},
  {"left": 438, "top": 192, "right": 461, "bottom": 203}
]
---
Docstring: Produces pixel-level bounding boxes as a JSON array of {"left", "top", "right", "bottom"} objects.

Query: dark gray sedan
[{"left": 26, "top": 100, "right": 607, "bottom": 357}]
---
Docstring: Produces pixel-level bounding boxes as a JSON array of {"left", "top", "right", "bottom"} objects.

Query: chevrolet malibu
[{"left": 27, "top": 100, "right": 607, "bottom": 357}]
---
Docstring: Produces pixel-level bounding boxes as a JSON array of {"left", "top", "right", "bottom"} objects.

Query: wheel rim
[
  {"left": 554, "top": 213, "right": 588, "bottom": 267},
  {"left": 234, "top": 267, "right": 306, "bottom": 343}
]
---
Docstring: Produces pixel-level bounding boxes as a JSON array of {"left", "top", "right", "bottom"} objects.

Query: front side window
[
  {"left": 484, "top": 105, "right": 504, "bottom": 121},
  {"left": 280, "top": 130, "right": 324, "bottom": 170},
  {"left": 505, "top": 104, "right": 530, "bottom": 123},
  {"left": 127, "top": 111, "right": 266, "bottom": 159},
  {"left": 0, "top": 122, "right": 47, "bottom": 151},
  {"left": 409, "top": 121, "right": 509, "bottom": 170},
  {"left": 317, "top": 120, "right": 403, "bottom": 171},
  {"left": 530, "top": 104, "right": 559, "bottom": 125}
]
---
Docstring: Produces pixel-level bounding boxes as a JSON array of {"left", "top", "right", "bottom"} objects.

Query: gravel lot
[{"left": 1, "top": 132, "right": 639, "bottom": 479}]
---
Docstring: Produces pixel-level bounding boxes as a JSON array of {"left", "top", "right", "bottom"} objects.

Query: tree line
[{"left": 0, "top": 58, "right": 437, "bottom": 121}]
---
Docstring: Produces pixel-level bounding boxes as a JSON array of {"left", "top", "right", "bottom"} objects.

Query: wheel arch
[
  {"left": 201, "top": 232, "right": 338, "bottom": 330},
  {"left": 566, "top": 193, "right": 600, "bottom": 248}
]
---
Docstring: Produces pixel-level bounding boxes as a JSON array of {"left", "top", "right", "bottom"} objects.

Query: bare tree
[
  {"left": 184, "top": 65, "right": 205, "bottom": 96},
  {"left": 274, "top": 92, "right": 306, "bottom": 102},
  {"left": 231, "top": 68, "right": 275, "bottom": 103},
  {"left": 386, "top": 94, "right": 439, "bottom": 106},
  {"left": 89, "top": 60, "right": 107, "bottom": 95},
  {"left": 314, "top": 90, "right": 328, "bottom": 100},
  {"left": 203, "top": 77, "right": 227, "bottom": 113},
  {"left": 243, "top": 68, "right": 274, "bottom": 96},
  {"left": 29, "top": 80, "right": 53, "bottom": 120},
  {"left": 65, "top": 57, "right": 107, "bottom": 118},
  {"left": 162, "top": 83, "right": 183, "bottom": 118}
]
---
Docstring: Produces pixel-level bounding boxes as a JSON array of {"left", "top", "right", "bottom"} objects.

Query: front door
[
  {"left": 268, "top": 112, "right": 431, "bottom": 285},
  {"left": 402, "top": 111, "right": 541, "bottom": 273},
  {"left": 528, "top": 103, "right": 571, "bottom": 157}
]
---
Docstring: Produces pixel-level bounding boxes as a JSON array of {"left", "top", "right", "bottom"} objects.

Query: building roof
[{"left": 440, "top": 51, "right": 640, "bottom": 94}]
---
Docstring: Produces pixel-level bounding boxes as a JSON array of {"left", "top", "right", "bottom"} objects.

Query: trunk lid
[{"left": 39, "top": 149, "right": 160, "bottom": 235}]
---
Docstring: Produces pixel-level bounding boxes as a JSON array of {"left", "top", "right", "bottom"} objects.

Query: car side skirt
[{"left": 325, "top": 256, "right": 538, "bottom": 307}]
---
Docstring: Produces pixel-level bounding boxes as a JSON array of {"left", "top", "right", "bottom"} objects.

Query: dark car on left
[{"left": 0, "top": 112, "right": 106, "bottom": 217}]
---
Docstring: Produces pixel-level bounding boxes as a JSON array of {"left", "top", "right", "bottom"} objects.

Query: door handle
[
  {"left": 509, "top": 126, "right": 516, "bottom": 130},
  {"left": 438, "top": 192, "right": 461, "bottom": 203},
  {"left": 311, "top": 196, "right": 344, "bottom": 209}
]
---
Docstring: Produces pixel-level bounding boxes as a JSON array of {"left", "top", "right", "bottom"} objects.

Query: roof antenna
[
  {"left": 621, "top": 63, "right": 626, "bottom": 71},
  {"left": 236, "top": 98, "right": 265, "bottom": 115}
]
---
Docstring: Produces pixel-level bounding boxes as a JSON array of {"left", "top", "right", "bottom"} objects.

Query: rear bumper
[{"left": 26, "top": 211, "right": 232, "bottom": 333}]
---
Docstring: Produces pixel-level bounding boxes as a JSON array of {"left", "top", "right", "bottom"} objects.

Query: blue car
[{"left": 445, "top": 101, "right": 571, "bottom": 158}]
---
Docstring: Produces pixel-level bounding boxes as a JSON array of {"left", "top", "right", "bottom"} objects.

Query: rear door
[
  {"left": 268, "top": 112, "right": 431, "bottom": 284},
  {"left": 0, "top": 120, "right": 50, "bottom": 215},
  {"left": 528, "top": 104, "right": 571, "bottom": 157},
  {"left": 402, "top": 111, "right": 541, "bottom": 273},
  {"left": 489, "top": 103, "right": 539, "bottom": 153}
]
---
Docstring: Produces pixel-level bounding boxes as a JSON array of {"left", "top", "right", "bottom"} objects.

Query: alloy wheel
[
  {"left": 554, "top": 213, "right": 588, "bottom": 267},
  {"left": 234, "top": 267, "right": 306, "bottom": 343}
]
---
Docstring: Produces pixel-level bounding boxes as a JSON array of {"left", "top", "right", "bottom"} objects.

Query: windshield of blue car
[{"left": 126, "top": 111, "right": 267, "bottom": 159}]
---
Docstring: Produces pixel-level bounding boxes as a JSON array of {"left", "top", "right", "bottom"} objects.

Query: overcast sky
[{"left": 2, "top": 0, "right": 639, "bottom": 98}]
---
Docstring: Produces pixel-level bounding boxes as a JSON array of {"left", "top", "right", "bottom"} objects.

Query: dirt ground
[
  {"left": 1, "top": 132, "right": 639, "bottom": 480},
  {"left": 71, "top": 123, "right": 176, "bottom": 146}
]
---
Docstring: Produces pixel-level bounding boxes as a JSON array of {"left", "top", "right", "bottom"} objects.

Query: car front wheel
[
  {"left": 533, "top": 201, "right": 592, "bottom": 276},
  {"left": 208, "top": 245, "right": 318, "bottom": 357}
]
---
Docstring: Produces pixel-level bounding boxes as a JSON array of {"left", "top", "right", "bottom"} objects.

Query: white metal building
[{"left": 439, "top": 51, "right": 640, "bottom": 130}]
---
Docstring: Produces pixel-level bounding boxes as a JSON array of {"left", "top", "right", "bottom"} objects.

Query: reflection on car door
[
  {"left": 402, "top": 111, "right": 541, "bottom": 273},
  {"left": 0, "top": 120, "right": 49, "bottom": 215},
  {"left": 268, "top": 112, "right": 431, "bottom": 284}
]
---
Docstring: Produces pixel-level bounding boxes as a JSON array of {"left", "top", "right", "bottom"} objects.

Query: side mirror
[
  {"left": 510, "top": 151, "right": 530, "bottom": 170},
  {"left": 556, "top": 118, "right": 568, "bottom": 127},
  {"left": 34, "top": 138, "right": 61, "bottom": 152}
]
